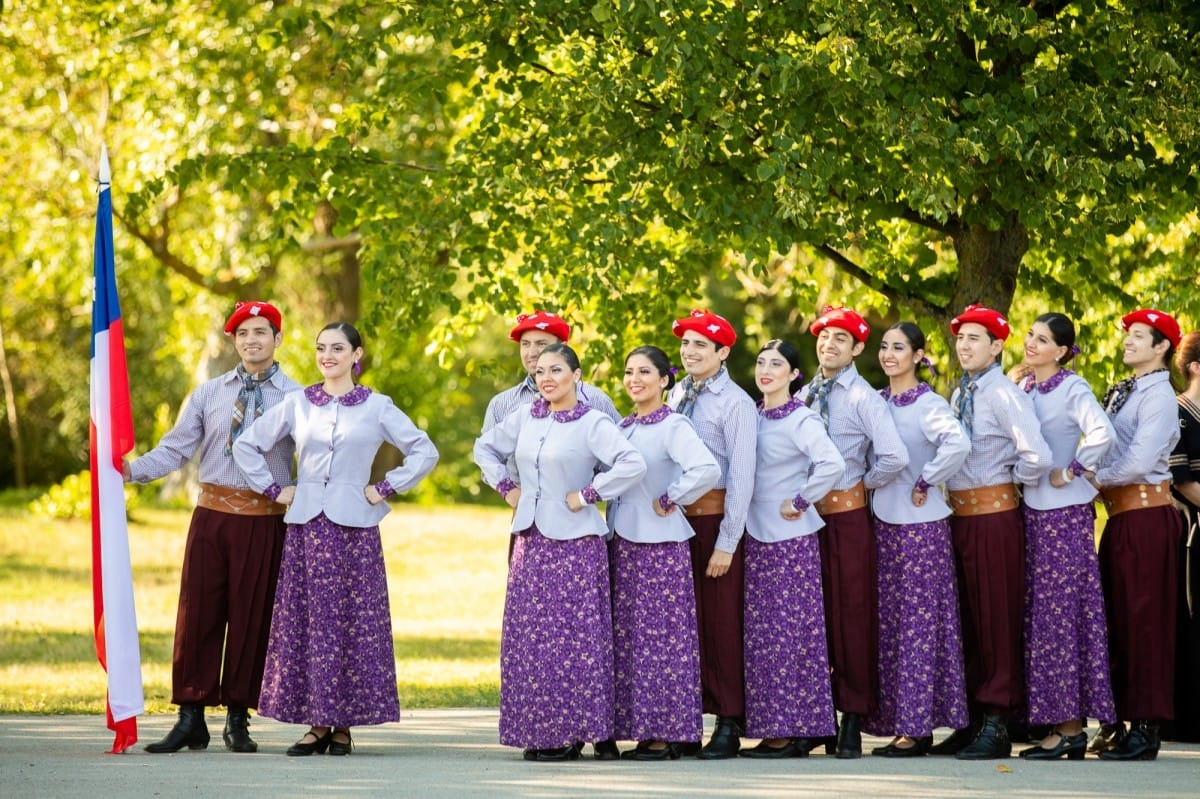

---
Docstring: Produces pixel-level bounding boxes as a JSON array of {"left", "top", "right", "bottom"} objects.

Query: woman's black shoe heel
[
  {"left": 1020, "top": 731, "right": 1087, "bottom": 760},
  {"left": 287, "top": 728, "right": 332, "bottom": 756},
  {"left": 328, "top": 728, "right": 353, "bottom": 756}
]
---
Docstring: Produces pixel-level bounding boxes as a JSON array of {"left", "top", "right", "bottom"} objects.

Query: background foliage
[{"left": 1, "top": 1, "right": 1197, "bottom": 504}]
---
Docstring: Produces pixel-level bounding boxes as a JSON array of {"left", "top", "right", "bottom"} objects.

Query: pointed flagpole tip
[{"left": 98, "top": 144, "right": 111, "bottom": 184}]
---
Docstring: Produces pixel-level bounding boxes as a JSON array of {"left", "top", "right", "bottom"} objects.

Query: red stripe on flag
[{"left": 106, "top": 320, "right": 135, "bottom": 468}]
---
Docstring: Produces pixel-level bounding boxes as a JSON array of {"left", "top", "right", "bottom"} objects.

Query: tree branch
[{"left": 816, "top": 242, "right": 948, "bottom": 318}]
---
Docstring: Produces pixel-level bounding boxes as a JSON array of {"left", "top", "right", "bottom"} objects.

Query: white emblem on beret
[
  {"left": 250, "top": 305, "right": 262, "bottom": 316},
  {"left": 998, "top": 317, "right": 1008, "bottom": 327},
  {"left": 859, "top": 323, "right": 868, "bottom": 333},
  {"left": 1148, "top": 312, "right": 1159, "bottom": 322},
  {"left": 707, "top": 323, "right": 721, "bottom": 334},
  {"left": 536, "top": 322, "right": 549, "bottom": 330}
]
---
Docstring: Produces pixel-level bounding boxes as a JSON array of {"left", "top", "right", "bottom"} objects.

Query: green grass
[{"left": 0, "top": 502, "right": 511, "bottom": 714}]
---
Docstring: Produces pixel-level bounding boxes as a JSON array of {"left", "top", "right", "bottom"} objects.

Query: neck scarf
[
  {"left": 954, "top": 363, "right": 997, "bottom": 438},
  {"left": 676, "top": 366, "right": 724, "bottom": 418},
  {"left": 804, "top": 366, "right": 850, "bottom": 427},
  {"left": 1102, "top": 367, "right": 1167, "bottom": 417},
  {"left": 227, "top": 362, "right": 280, "bottom": 454}
]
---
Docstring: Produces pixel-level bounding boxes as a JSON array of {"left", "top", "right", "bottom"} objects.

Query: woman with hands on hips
[
  {"left": 232, "top": 322, "right": 438, "bottom": 757},
  {"left": 474, "top": 342, "right": 647, "bottom": 762}
]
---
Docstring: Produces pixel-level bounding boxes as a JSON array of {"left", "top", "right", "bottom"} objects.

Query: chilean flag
[{"left": 90, "top": 144, "right": 144, "bottom": 753}]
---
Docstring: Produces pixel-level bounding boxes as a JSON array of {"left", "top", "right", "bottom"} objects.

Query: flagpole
[{"left": 90, "top": 143, "right": 145, "bottom": 753}]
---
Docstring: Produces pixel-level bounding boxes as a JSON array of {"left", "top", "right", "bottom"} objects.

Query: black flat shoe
[
  {"left": 1020, "top": 731, "right": 1086, "bottom": 760},
  {"left": 929, "top": 722, "right": 978, "bottom": 756},
  {"left": 287, "top": 728, "right": 332, "bottom": 757},
  {"left": 328, "top": 728, "right": 353, "bottom": 756},
  {"left": 621, "top": 742, "right": 680, "bottom": 761},
  {"left": 593, "top": 739, "right": 620, "bottom": 760},
  {"left": 739, "top": 738, "right": 809, "bottom": 759},
  {"left": 872, "top": 736, "right": 931, "bottom": 757},
  {"left": 674, "top": 741, "right": 702, "bottom": 757},
  {"left": 532, "top": 744, "right": 582, "bottom": 762}
]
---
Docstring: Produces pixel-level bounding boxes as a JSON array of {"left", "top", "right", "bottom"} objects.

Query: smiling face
[
  {"left": 815, "top": 327, "right": 863, "bottom": 375},
  {"left": 1023, "top": 321, "right": 1066, "bottom": 370},
  {"left": 535, "top": 350, "right": 580, "bottom": 407},
  {"left": 234, "top": 317, "right": 281, "bottom": 372},
  {"left": 754, "top": 347, "right": 798, "bottom": 400},
  {"left": 878, "top": 328, "right": 920, "bottom": 380},
  {"left": 955, "top": 322, "right": 1004, "bottom": 375},
  {"left": 679, "top": 331, "right": 728, "bottom": 381},
  {"left": 315, "top": 327, "right": 362, "bottom": 382},
  {"left": 1122, "top": 322, "right": 1170, "bottom": 374},
  {"left": 519, "top": 329, "right": 561, "bottom": 377},
  {"left": 623, "top": 353, "right": 668, "bottom": 407}
]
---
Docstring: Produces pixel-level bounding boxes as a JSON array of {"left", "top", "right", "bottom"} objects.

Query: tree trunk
[{"left": 0, "top": 315, "right": 25, "bottom": 488}]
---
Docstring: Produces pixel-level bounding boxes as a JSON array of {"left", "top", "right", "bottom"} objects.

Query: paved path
[{"left": 2, "top": 711, "right": 1197, "bottom": 798}]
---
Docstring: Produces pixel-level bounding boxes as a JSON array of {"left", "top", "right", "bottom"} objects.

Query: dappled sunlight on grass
[{"left": 0, "top": 503, "right": 512, "bottom": 713}]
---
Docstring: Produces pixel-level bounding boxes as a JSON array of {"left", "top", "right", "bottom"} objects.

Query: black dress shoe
[
  {"left": 1088, "top": 722, "right": 1125, "bottom": 753},
  {"left": 328, "top": 728, "right": 353, "bottom": 756},
  {"left": 222, "top": 707, "right": 257, "bottom": 753},
  {"left": 835, "top": 712, "right": 863, "bottom": 759},
  {"left": 145, "top": 704, "right": 210, "bottom": 753},
  {"left": 1099, "top": 721, "right": 1160, "bottom": 761},
  {"left": 955, "top": 715, "right": 1012, "bottom": 760},
  {"left": 674, "top": 741, "right": 702, "bottom": 757},
  {"left": 621, "top": 742, "right": 680, "bottom": 761},
  {"left": 872, "top": 736, "right": 932, "bottom": 757},
  {"left": 523, "top": 748, "right": 537, "bottom": 761},
  {"left": 533, "top": 744, "right": 582, "bottom": 762},
  {"left": 1020, "top": 731, "right": 1086, "bottom": 760},
  {"left": 739, "top": 738, "right": 809, "bottom": 759},
  {"left": 286, "top": 728, "right": 332, "bottom": 756},
  {"left": 697, "top": 717, "right": 743, "bottom": 760},
  {"left": 928, "top": 721, "right": 978, "bottom": 756},
  {"left": 592, "top": 739, "right": 620, "bottom": 760}
]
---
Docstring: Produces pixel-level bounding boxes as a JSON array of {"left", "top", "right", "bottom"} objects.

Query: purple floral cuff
[
  {"left": 264, "top": 483, "right": 283, "bottom": 501},
  {"left": 580, "top": 485, "right": 602, "bottom": 505},
  {"left": 914, "top": 476, "right": 932, "bottom": 493},
  {"left": 658, "top": 493, "right": 677, "bottom": 512},
  {"left": 375, "top": 480, "right": 396, "bottom": 499},
  {"left": 1068, "top": 459, "right": 1088, "bottom": 477},
  {"left": 496, "top": 477, "right": 518, "bottom": 497},
  {"left": 791, "top": 495, "right": 810, "bottom": 513}
]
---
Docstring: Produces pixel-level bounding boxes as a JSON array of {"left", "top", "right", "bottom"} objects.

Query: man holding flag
[
  {"left": 124, "top": 300, "right": 300, "bottom": 753},
  {"left": 91, "top": 144, "right": 144, "bottom": 753}
]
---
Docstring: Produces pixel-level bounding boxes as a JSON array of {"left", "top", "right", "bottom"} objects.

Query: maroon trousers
[
  {"left": 687, "top": 514, "right": 745, "bottom": 719},
  {"left": 1099, "top": 505, "right": 1183, "bottom": 721},
  {"left": 949, "top": 509, "right": 1026, "bottom": 716},
  {"left": 817, "top": 507, "right": 878, "bottom": 716},
  {"left": 170, "top": 507, "right": 285, "bottom": 708}
]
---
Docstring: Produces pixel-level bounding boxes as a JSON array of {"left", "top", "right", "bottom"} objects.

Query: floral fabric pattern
[
  {"left": 867, "top": 519, "right": 970, "bottom": 738},
  {"left": 499, "top": 527, "right": 614, "bottom": 749},
  {"left": 258, "top": 512, "right": 400, "bottom": 726},
  {"left": 743, "top": 535, "right": 836, "bottom": 739},
  {"left": 609, "top": 535, "right": 702, "bottom": 742},
  {"left": 1023, "top": 503, "right": 1117, "bottom": 724}
]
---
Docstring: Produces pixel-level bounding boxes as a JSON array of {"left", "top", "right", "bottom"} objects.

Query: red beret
[
  {"left": 224, "top": 301, "right": 282, "bottom": 335},
  {"left": 1121, "top": 308, "right": 1181, "bottom": 348},
  {"left": 509, "top": 310, "right": 570, "bottom": 343},
  {"left": 809, "top": 305, "right": 870, "bottom": 343},
  {"left": 671, "top": 309, "right": 737, "bottom": 348},
  {"left": 950, "top": 304, "right": 1011, "bottom": 341}
]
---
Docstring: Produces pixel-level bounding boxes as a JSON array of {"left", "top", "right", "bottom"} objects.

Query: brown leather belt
[
  {"left": 814, "top": 481, "right": 866, "bottom": 516},
  {"left": 949, "top": 483, "right": 1019, "bottom": 517},
  {"left": 197, "top": 482, "right": 287, "bottom": 516},
  {"left": 684, "top": 488, "right": 727, "bottom": 517},
  {"left": 1099, "top": 480, "right": 1173, "bottom": 518}
]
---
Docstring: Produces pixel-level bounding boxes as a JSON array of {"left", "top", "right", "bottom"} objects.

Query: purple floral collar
[
  {"left": 305, "top": 383, "right": 372, "bottom": 407},
  {"left": 880, "top": 382, "right": 931, "bottom": 407},
  {"left": 1022, "top": 368, "right": 1072, "bottom": 395},
  {"left": 757, "top": 394, "right": 806, "bottom": 420},
  {"left": 531, "top": 397, "right": 591, "bottom": 423},
  {"left": 620, "top": 405, "right": 672, "bottom": 427}
]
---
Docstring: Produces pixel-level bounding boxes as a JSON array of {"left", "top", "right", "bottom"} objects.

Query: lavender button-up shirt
[
  {"left": 947, "top": 366, "right": 1052, "bottom": 490},
  {"left": 1095, "top": 370, "right": 1179, "bottom": 487},
  {"left": 1023, "top": 372, "right": 1113, "bottom": 510}
]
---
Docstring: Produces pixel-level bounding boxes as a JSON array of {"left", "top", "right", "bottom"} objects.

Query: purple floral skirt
[
  {"left": 610, "top": 535, "right": 702, "bottom": 742},
  {"left": 258, "top": 513, "right": 399, "bottom": 726},
  {"left": 743, "top": 535, "right": 836, "bottom": 739},
  {"left": 867, "top": 519, "right": 969, "bottom": 737},
  {"left": 499, "top": 527, "right": 614, "bottom": 749}
]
